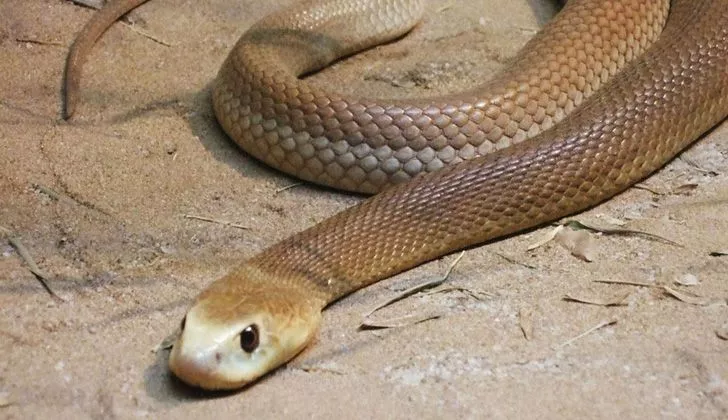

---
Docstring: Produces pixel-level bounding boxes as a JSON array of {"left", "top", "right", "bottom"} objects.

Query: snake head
[{"left": 168, "top": 266, "right": 324, "bottom": 390}]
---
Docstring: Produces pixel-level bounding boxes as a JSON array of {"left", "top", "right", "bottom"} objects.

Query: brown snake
[{"left": 63, "top": 0, "right": 728, "bottom": 390}]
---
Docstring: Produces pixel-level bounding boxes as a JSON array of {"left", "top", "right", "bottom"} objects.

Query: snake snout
[{"left": 168, "top": 348, "right": 217, "bottom": 389}]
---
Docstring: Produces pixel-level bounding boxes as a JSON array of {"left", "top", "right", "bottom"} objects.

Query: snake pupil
[
  {"left": 240, "top": 325, "right": 259, "bottom": 353},
  {"left": 180, "top": 316, "right": 186, "bottom": 331}
]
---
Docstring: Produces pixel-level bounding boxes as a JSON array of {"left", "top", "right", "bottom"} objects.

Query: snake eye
[{"left": 240, "top": 324, "right": 259, "bottom": 353}]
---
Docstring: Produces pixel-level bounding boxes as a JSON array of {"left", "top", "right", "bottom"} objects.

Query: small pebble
[
  {"left": 676, "top": 273, "right": 699, "bottom": 286},
  {"left": 163, "top": 141, "right": 177, "bottom": 155}
]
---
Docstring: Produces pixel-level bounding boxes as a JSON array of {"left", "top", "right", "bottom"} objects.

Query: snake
[{"left": 63, "top": 0, "right": 728, "bottom": 390}]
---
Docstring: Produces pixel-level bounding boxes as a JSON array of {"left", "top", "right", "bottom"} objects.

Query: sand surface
[{"left": 1, "top": 0, "right": 727, "bottom": 418}]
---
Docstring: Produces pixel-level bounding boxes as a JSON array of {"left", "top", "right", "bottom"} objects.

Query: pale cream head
[{"left": 168, "top": 268, "right": 324, "bottom": 390}]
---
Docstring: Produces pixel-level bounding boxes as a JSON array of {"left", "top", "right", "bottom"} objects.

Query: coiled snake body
[{"left": 64, "top": 0, "right": 728, "bottom": 390}]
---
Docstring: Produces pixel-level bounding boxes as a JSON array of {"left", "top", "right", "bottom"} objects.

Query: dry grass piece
[
  {"left": 182, "top": 214, "right": 250, "bottom": 230},
  {"left": 424, "top": 285, "right": 493, "bottom": 301},
  {"left": 360, "top": 252, "right": 465, "bottom": 329},
  {"left": 360, "top": 312, "right": 442, "bottom": 330},
  {"left": 593, "top": 279, "right": 655, "bottom": 288},
  {"left": 274, "top": 183, "right": 304, "bottom": 195},
  {"left": 519, "top": 308, "right": 534, "bottom": 340},
  {"left": 662, "top": 286, "right": 718, "bottom": 306},
  {"left": 557, "top": 319, "right": 618, "bottom": 349},
  {"left": 494, "top": 252, "right": 537, "bottom": 269},
  {"left": 16, "top": 37, "right": 64, "bottom": 47},
  {"left": 563, "top": 220, "right": 681, "bottom": 247},
  {"left": 563, "top": 291, "right": 631, "bottom": 307},
  {"left": 0, "top": 226, "right": 63, "bottom": 301},
  {"left": 296, "top": 361, "right": 347, "bottom": 375}
]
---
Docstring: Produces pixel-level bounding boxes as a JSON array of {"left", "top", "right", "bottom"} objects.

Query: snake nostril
[{"left": 215, "top": 352, "right": 222, "bottom": 363}]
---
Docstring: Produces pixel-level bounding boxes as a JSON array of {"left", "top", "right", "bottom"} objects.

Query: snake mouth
[
  {"left": 168, "top": 350, "right": 215, "bottom": 389},
  {"left": 168, "top": 344, "right": 245, "bottom": 390}
]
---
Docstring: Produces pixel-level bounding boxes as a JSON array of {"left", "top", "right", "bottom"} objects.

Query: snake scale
[{"left": 63, "top": 0, "right": 728, "bottom": 390}]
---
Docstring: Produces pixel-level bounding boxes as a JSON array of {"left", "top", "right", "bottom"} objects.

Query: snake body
[{"left": 64, "top": 0, "right": 728, "bottom": 390}]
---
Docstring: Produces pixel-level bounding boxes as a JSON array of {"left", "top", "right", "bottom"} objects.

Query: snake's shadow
[
  {"left": 184, "top": 84, "right": 299, "bottom": 188},
  {"left": 141, "top": 344, "right": 251, "bottom": 404},
  {"left": 184, "top": 84, "right": 359, "bottom": 198},
  {"left": 98, "top": 82, "right": 357, "bottom": 199}
]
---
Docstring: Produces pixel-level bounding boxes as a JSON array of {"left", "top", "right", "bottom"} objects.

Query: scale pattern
[{"left": 213, "top": 0, "right": 670, "bottom": 193}]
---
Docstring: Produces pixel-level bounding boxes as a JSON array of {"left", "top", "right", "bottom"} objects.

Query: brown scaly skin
[
  {"left": 213, "top": 0, "right": 670, "bottom": 193},
  {"left": 63, "top": 0, "right": 728, "bottom": 390}
]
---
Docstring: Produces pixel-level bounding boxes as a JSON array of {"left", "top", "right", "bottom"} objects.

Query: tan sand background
[{"left": 1, "top": 0, "right": 727, "bottom": 418}]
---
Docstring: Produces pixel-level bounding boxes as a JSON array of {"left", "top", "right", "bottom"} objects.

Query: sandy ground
[{"left": 1, "top": 0, "right": 728, "bottom": 418}]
